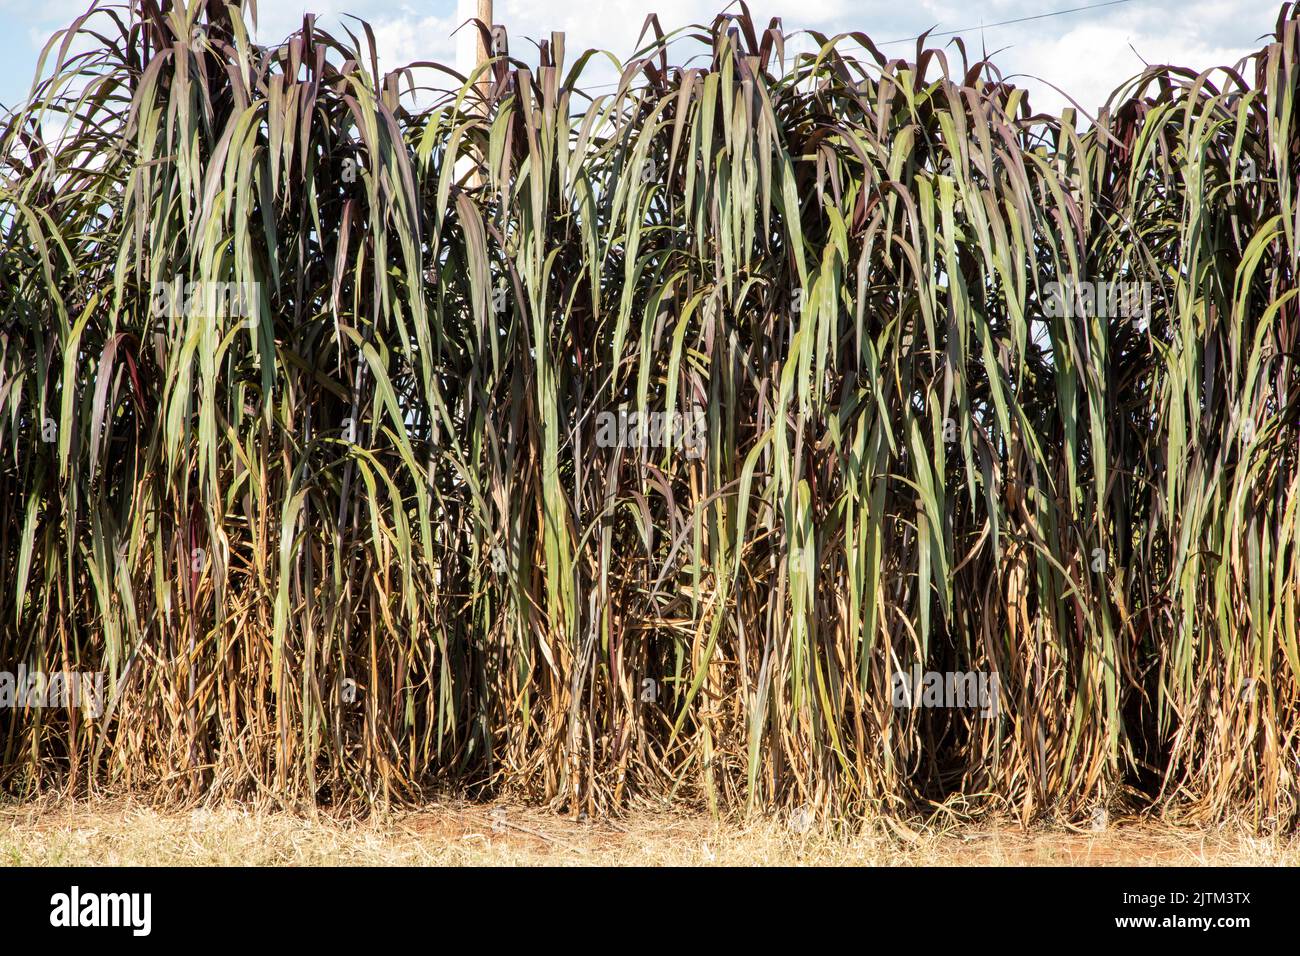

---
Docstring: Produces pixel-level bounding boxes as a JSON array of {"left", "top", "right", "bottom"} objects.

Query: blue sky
[{"left": 0, "top": 0, "right": 1288, "bottom": 117}]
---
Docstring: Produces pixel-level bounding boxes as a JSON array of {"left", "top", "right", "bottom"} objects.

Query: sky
[{"left": 0, "top": 0, "right": 1288, "bottom": 118}]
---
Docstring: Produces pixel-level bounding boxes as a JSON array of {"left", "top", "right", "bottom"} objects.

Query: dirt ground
[{"left": 2, "top": 799, "right": 1296, "bottom": 865}]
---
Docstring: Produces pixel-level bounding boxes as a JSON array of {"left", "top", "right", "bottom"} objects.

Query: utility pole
[
  {"left": 457, "top": 0, "right": 494, "bottom": 98},
  {"left": 456, "top": 0, "right": 495, "bottom": 187},
  {"left": 477, "top": 0, "right": 494, "bottom": 101}
]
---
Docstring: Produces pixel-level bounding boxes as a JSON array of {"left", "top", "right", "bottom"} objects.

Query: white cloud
[{"left": 0, "top": 0, "right": 1291, "bottom": 116}]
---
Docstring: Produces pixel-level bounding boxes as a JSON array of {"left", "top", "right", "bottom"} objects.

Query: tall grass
[{"left": 1, "top": 0, "right": 1297, "bottom": 826}]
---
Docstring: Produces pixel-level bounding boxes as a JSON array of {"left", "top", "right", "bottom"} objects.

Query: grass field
[
  {"left": 2, "top": 800, "right": 1296, "bottom": 866},
  {"left": 3, "top": 0, "right": 1299, "bottom": 830}
]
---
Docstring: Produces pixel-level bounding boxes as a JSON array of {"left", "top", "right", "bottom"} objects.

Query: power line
[
  {"left": 877, "top": 0, "right": 1137, "bottom": 45},
  {"left": 449, "top": 0, "right": 1141, "bottom": 95}
]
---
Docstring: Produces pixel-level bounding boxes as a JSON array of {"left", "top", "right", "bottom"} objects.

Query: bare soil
[{"left": 2, "top": 799, "right": 1295, "bottom": 866}]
